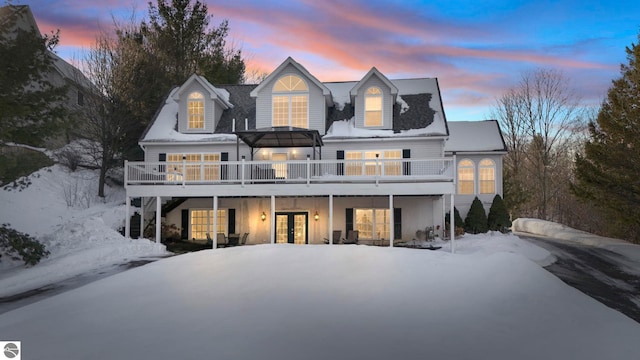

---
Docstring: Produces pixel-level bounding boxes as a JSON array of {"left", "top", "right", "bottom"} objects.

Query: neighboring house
[
  {"left": 124, "top": 57, "right": 506, "bottom": 246},
  {"left": 0, "top": 4, "right": 91, "bottom": 146}
]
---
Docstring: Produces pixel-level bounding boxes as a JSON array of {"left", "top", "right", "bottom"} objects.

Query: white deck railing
[{"left": 125, "top": 158, "right": 454, "bottom": 187}]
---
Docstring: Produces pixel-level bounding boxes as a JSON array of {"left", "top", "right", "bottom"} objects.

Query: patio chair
[
  {"left": 240, "top": 233, "right": 249, "bottom": 245},
  {"left": 342, "top": 230, "right": 359, "bottom": 244},
  {"left": 323, "top": 230, "right": 342, "bottom": 244},
  {"left": 216, "top": 232, "right": 228, "bottom": 247}
]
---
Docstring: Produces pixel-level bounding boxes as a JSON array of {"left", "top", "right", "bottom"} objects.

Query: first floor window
[
  {"left": 355, "top": 208, "right": 390, "bottom": 240},
  {"left": 190, "top": 209, "right": 227, "bottom": 240}
]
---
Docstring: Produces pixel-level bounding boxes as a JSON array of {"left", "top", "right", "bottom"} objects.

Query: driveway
[{"left": 518, "top": 234, "right": 640, "bottom": 323}]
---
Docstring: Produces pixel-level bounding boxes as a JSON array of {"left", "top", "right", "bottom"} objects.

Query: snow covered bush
[{"left": 0, "top": 223, "right": 50, "bottom": 266}]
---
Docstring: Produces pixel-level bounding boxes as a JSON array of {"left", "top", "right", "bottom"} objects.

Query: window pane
[
  {"left": 188, "top": 97, "right": 204, "bottom": 129},
  {"left": 291, "top": 95, "right": 308, "bottom": 128},
  {"left": 375, "top": 209, "right": 390, "bottom": 239},
  {"left": 346, "top": 151, "right": 362, "bottom": 176},
  {"left": 365, "top": 92, "right": 382, "bottom": 127},
  {"left": 458, "top": 160, "right": 475, "bottom": 194},
  {"left": 355, "top": 209, "right": 373, "bottom": 239},
  {"left": 274, "top": 75, "right": 308, "bottom": 92},
  {"left": 479, "top": 159, "right": 495, "bottom": 194},
  {"left": 273, "top": 96, "right": 289, "bottom": 126}
]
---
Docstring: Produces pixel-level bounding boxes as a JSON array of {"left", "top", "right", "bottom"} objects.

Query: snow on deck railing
[{"left": 125, "top": 158, "right": 454, "bottom": 186}]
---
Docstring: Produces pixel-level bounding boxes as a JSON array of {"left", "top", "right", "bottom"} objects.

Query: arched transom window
[
  {"left": 479, "top": 159, "right": 496, "bottom": 194},
  {"left": 365, "top": 86, "right": 383, "bottom": 127},
  {"left": 273, "top": 75, "right": 308, "bottom": 128},
  {"left": 458, "top": 159, "right": 475, "bottom": 194},
  {"left": 188, "top": 92, "right": 205, "bottom": 129}
]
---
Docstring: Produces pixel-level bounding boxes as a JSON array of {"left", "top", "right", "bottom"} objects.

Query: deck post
[
  {"left": 329, "top": 194, "right": 334, "bottom": 244},
  {"left": 450, "top": 193, "right": 455, "bottom": 253},
  {"left": 389, "top": 194, "right": 394, "bottom": 247},
  {"left": 139, "top": 197, "right": 144, "bottom": 239},
  {"left": 270, "top": 195, "right": 275, "bottom": 244},
  {"left": 125, "top": 196, "right": 131, "bottom": 239},
  {"left": 213, "top": 196, "right": 218, "bottom": 249},
  {"left": 155, "top": 196, "right": 161, "bottom": 244}
]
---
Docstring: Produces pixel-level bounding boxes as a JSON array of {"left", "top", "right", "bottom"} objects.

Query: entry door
[{"left": 275, "top": 212, "right": 308, "bottom": 244}]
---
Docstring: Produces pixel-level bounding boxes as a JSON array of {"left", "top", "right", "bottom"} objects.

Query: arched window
[
  {"left": 365, "top": 86, "right": 383, "bottom": 126},
  {"left": 458, "top": 159, "right": 475, "bottom": 194},
  {"left": 273, "top": 75, "right": 308, "bottom": 128},
  {"left": 188, "top": 92, "right": 204, "bottom": 129},
  {"left": 479, "top": 159, "right": 496, "bottom": 194}
]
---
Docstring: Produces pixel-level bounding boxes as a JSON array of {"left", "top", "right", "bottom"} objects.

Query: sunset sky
[{"left": 19, "top": 0, "right": 640, "bottom": 121}]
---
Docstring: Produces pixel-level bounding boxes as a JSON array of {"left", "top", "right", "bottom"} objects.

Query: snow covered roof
[
  {"left": 445, "top": 120, "right": 507, "bottom": 153},
  {"left": 141, "top": 71, "right": 448, "bottom": 143}
]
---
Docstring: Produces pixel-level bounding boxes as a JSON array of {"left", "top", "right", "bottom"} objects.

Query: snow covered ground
[
  {"left": 1, "top": 165, "right": 640, "bottom": 358},
  {"left": 0, "top": 165, "right": 166, "bottom": 297}
]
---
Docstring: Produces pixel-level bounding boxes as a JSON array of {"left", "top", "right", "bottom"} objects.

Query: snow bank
[
  {"left": 0, "top": 245, "right": 638, "bottom": 360},
  {"left": 0, "top": 164, "right": 168, "bottom": 297},
  {"left": 513, "top": 218, "right": 640, "bottom": 262}
]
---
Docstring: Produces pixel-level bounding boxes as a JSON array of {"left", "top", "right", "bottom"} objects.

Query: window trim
[
  {"left": 479, "top": 158, "right": 496, "bottom": 194},
  {"left": 166, "top": 153, "right": 221, "bottom": 181},
  {"left": 189, "top": 208, "right": 227, "bottom": 241},
  {"left": 354, "top": 208, "right": 391, "bottom": 240},
  {"left": 364, "top": 86, "right": 383, "bottom": 127},
  {"left": 187, "top": 91, "right": 205, "bottom": 130},
  {"left": 458, "top": 159, "right": 475, "bottom": 195},
  {"left": 272, "top": 75, "right": 309, "bottom": 128}
]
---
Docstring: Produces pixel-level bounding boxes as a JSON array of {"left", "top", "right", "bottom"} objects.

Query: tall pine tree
[
  {"left": 0, "top": 4, "right": 67, "bottom": 146},
  {"left": 573, "top": 33, "right": 640, "bottom": 243}
]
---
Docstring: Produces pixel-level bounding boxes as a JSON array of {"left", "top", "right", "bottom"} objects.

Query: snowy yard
[{"left": 1, "top": 165, "right": 640, "bottom": 359}]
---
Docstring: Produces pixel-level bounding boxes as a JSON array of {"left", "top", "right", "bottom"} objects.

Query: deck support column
[
  {"left": 155, "top": 196, "right": 161, "bottom": 244},
  {"left": 213, "top": 196, "right": 218, "bottom": 249},
  {"left": 450, "top": 193, "right": 455, "bottom": 253},
  {"left": 389, "top": 194, "right": 394, "bottom": 247},
  {"left": 270, "top": 195, "right": 275, "bottom": 244},
  {"left": 328, "top": 194, "right": 334, "bottom": 244},
  {"left": 125, "top": 196, "right": 131, "bottom": 239},
  {"left": 139, "top": 197, "right": 144, "bottom": 239}
]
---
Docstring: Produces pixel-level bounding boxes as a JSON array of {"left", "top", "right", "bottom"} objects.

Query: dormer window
[
  {"left": 273, "top": 74, "right": 308, "bottom": 128},
  {"left": 188, "top": 92, "right": 205, "bottom": 129},
  {"left": 365, "top": 86, "right": 382, "bottom": 127}
]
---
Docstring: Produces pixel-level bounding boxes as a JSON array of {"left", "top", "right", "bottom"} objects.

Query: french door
[{"left": 275, "top": 212, "right": 308, "bottom": 244}]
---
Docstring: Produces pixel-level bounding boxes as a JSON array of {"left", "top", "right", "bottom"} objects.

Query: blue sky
[{"left": 19, "top": 0, "right": 640, "bottom": 121}]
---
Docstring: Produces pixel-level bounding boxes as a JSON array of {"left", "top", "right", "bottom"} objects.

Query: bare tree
[
  {"left": 492, "top": 69, "right": 586, "bottom": 220},
  {"left": 74, "top": 29, "right": 131, "bottom": 197}
]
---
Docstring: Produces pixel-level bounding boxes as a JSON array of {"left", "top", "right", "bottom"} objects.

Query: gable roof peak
[
  {"left": 172, "top": 74, "right": 233, "bottom": 109},
  {"left": 350, "top": 67, "right": 399, "bottom": 99},
  {"left": 249, "top": 57, "right": 333, "bottom": 106}
]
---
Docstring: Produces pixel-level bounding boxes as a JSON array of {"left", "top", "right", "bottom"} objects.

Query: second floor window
[
  {"left": 188, "top": 92, "right": 205, "bottom": 129},
  {"left": 365, "top": 87, "right": 383, "bottom": 127},
  {"left": 273, "top": 74, "right": 308, "bottom": 128},
  {"left": 458, "top": 159, "right": 475, "bottom": 194},
  {"left": 479, "top": 159, "right": 496, "bottom": 194}
]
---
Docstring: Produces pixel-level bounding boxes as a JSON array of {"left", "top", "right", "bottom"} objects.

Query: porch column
[
  {"left": 139, "top": 197, "right": 144, "bottom": 239},
  {"left": 212, "top": 196, "right": 218, "bottom": 249},
  {"left": 389, "top": 194, "right": 394, "bottom": 247},
  {"left": 155, "top": 196, "right": 161, "bottom": 244},
  {"left": 328, "top": 194, "right": 334, "bottom": 244},
  {"left": 125, "top": 196, "right": 131, "bottom": 239},
  {"left": 270, "top": 195, "right": 275, "bottom": 244},
  {"left": 450, "top": 193, "right": 455, "bottom": 253}
]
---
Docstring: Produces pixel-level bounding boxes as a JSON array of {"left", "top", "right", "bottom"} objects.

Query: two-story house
[{"left": 124, "top": 57, "right": 506, "bottom": 247}]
